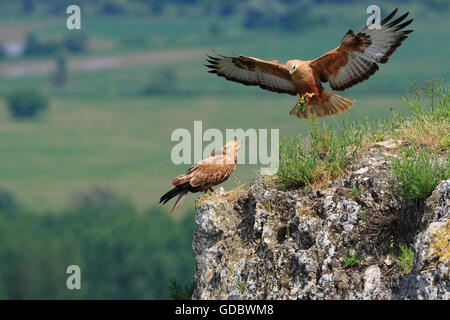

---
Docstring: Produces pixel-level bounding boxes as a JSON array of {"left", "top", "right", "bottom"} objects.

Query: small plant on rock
[
  {"left": 235, "top": 281, "right": 246, "bottom": 294},
  {"left": 168, "top": 278, "right": 194, "bottom": 300},
  {"left": 344, "top": 252, "right": 364, "bottom": 267},
  {"left": 389, "top": 244, "right": 414, "bottom": 274},
  {"left": 350, "top": 188, "right": 360, "bottom": 198}
]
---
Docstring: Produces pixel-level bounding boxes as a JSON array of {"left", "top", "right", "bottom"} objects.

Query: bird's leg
[
  {"left": 295, "top": 93, "right": 315, "bottom": 115},
  {"left": 208, "top": 187, "right": 214, "bottom": 194},
  {"left": 305, "top": 92, "right": 315, "bottom": 102}
]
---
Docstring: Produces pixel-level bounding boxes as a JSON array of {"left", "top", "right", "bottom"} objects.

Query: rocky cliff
[{"left": 191, "top": 143, "right": 449, "bottom": 300}]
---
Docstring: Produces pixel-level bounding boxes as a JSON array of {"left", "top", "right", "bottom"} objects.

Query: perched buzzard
[
  {"left": 206, "top": 9, "right": 413, "bottom": 118},
  {"left": 160, "top": 140, "right": 241, "bottom": 214}
]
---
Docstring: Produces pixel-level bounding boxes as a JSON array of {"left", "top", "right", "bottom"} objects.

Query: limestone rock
[{"left": 191, "top": 149, "right": 449, "bottom": 300}]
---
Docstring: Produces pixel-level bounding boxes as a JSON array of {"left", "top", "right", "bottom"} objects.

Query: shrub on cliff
[
  {"left": 278, "top": 112, "right": 364, "bottom": 187},
  {"left": 396, "top": 78, "right": 449, "bottom": 148},
  {"left": 390, "top": 146, "right": 449, "bottom": 200}
]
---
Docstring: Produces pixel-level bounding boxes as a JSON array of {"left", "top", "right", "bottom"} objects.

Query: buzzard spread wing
[
  {"left": 309, "top": 9, "right": 413, "bottom": 91},
  {"left": 205, "top": 54, "right": 297, "bottom": 95}
]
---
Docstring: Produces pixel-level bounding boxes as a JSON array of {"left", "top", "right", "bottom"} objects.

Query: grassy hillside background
[{"left": 0, "top": 0, "right": 448, "bottom": 299}]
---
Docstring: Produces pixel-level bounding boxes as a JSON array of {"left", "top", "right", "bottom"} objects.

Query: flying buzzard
[
  {"left": 160, "top": 140, "right": 241, "bottom": 214},
  {"left": 205, "top": 9, "right": 413, "bottom": 118}
]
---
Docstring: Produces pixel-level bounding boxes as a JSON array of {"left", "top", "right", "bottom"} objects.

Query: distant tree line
[
  {"left": 7, "top": 0, "right": 447, "bottom": 15},
  {"left": 3, "top": 1, "right": 446, "bottom": 32},
  {"left": 243, "top": 0, "right": 325, "bottom": 32},
  {"left": 0, "top": 187, "right": 196, "bottom": 299},
  {"left": 24, "top": 32, "right": 88, "bottom": 57}
]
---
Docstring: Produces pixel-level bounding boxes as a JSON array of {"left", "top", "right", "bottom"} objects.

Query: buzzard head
[
  {"left": 285, "top": 60, "right": 300, "bottom": 75},
  {"left": 221, "top": 140, "right": 241, "bottom": 160}
]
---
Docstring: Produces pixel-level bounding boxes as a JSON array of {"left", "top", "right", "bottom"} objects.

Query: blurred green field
[{"left": 0, "top": 1, "right": 449, "bottom": 214}]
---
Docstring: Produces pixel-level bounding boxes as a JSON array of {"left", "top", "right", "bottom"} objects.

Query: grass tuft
[
  {"left": 344, "top": 252, "right": 364, "bottom": 267},
  {"left": 277, "top": 79, "right": 449, "bottom": 191},
  {"left": 234, "top": 281, "right": 246, "bottom": 294},
  {"left": 168, "top": 278, "right": 194, "bottom": 300},
  {"left": 278, "top": 112, "right": 363, "bottom": 187},
  {"left": 357, "top": 210, "right": 366, "bottom": 219},
  {"left": 387, "top": 80, "right": 449, "bottom": 200},
  {"left": 396, "top": 79, "right": 449, "bottom": 148},
  {"left": 350, "top": 188, "right": 360, "bottom": 198},
  {"left": 389, "top": 244, "right": 414, "bottom": 274},
  {"left": 389, "top": 146, "right": 449, "bottom": 200}
]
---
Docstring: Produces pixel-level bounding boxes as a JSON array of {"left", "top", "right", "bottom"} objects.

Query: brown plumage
[
  {"left": 159, "top": 140, "right": 241, "bottom": 214},
  {"left": 205, "top": 8, "right": 413, "bottom": 118}
]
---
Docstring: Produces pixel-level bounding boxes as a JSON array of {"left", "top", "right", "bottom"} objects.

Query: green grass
[
  {"left": 389, "top": 146, "right": 449, "bottom": 200},
  {"left": 234, "top": 281, "right": 246, "bottom": 294},
  {"left": 344, "top": 252, "right": 364, "bottom": 267},
  {"left": 389, "top": 244, "right": 414, "bottom": 274},
  {"left": 357, "top": 211, "right": 366, "bottom": 219},
  {"left": 387, "top": 80, "right": 449, "bottom": 200},
  {"left": 278, "top": 112, "right": 364, "bottom": 187},
  {"left": 350, "top": 188, "right": 360, "bottom": 198},
  {"left": 394, "top": 80, "right": 450, "bottom": 148},
  {"left": 168, "top": 278, "right": 194, "bottom": 300},
  {"left": 278, "top": 80, "right": 449, "bottom": 192}
]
